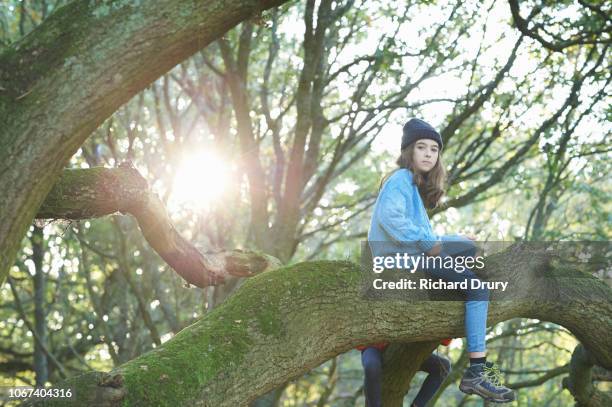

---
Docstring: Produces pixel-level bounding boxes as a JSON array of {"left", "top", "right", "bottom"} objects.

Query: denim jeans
[
  {"left": 361, "top": 347, "right": 451, "bottom": 407},
  {"left": 425, "top": 234, "right": 489, "bottom": 353}
]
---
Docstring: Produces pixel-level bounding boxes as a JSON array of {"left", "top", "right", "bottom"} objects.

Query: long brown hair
[{"left": 378, "top": 142, "right": 447, "bottom": 209}]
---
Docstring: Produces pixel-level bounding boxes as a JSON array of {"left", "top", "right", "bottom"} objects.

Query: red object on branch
[
  {"left": 355, "top": 342, "right": 389, "bottom": 352},
  {"left": 439, "top": 338, "right": 452, "bottom": 346}
]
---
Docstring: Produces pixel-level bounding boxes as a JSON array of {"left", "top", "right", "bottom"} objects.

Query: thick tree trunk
[
  {"left": 29, "top": 243, "right": 612, "bottom": 406},
  {"left": 36, "top": 166, "right": 281, "bottom": 287},
  {"left": 380, "top": 342, "right": 440, "bottom": 406},
  {"left": 0, "top": 0, "right": 289, "bottom": 286}
]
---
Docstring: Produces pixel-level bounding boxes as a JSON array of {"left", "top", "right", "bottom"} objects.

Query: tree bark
[
  {"left": 29, "top": 243, "right": 612, "bottom": 406},
  {"left": 36, "top": 165, "right": 281, "bottom": 287},
  {"left": 0, "top": 0, "right": 289, "bottom": 286},
  {"left": 562, "top": 344, "right": 612, "bottom": 407},
  {"left": 381, "top": 342, "right": 439, "bottom": 406}
]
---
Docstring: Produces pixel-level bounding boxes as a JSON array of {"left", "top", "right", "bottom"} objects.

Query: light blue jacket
[
  {"left": 367, "top": 168, "right": 439, "bottom": 257},
  {"left": 367, "top": 168, "right": 476, "bottom": 259}
]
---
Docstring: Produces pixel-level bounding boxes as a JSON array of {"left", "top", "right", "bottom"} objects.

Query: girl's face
[{"left": 412, "top": 139, "right": 439, "bottom": 173}]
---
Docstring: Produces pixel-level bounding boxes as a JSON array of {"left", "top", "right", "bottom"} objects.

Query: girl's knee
[
  {"left": 465, "top": 275, "right": 489, "bottom": 301},
  {"left": 473, "top": 284, "right": 489, "bottom": 301},
  {"left": 438, "top": 356, "right": 451, "bottom": 378},
  {"left": 422, "top": 354, "right": 451, "bottom": 378}
]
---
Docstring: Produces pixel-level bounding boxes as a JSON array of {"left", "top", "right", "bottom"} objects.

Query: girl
[{"left": 361, "top": 118, "right": 515, "bottom": 404}]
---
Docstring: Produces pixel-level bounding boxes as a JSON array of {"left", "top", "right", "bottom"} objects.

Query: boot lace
[{"left": 483, "top": 363, "right": 503, "bottom": 387}]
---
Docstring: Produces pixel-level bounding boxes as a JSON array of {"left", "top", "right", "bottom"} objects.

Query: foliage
[{"left": 1, "top": 0, "right": 609, "bottom": 405}]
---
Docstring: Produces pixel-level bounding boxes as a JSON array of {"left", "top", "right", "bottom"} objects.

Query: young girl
[{"left": 360, "top": 118, "right": 515, "bottom": 404}]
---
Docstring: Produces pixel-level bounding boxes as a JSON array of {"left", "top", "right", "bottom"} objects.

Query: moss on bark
[
  {"left": 0, "top": 0, "right": 290, "bottom": 287},
  {"left": 31, "top": 246, "right": 612, "bottom": 406}
]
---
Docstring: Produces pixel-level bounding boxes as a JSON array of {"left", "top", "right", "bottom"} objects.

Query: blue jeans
[
  {"left": 361, "top": 347, "right": 451, "bottom": 407},
  {"left": 426, "top": 235, "right": 489, "bottom": 353}
]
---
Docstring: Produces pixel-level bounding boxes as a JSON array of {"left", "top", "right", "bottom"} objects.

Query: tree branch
[
  {"left": 36, "top": 165, "right": 281, "bottom": 288},
  {"left": 562, "top": 344, "right": 612, "bottom": 406},
  {"left": 0, "top": 0, "right": 289, "bottom": 286},
  {"left": 34, "top": 243, "right": 612, "bottom": 406}
]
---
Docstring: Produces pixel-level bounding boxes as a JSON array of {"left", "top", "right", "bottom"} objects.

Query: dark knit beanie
[{"left": 401, "top": 118, "right": 443, "bottom": 150}]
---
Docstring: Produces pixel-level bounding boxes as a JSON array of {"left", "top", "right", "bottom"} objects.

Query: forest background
[{"left": 0, "top": 0, "right": 610, "bottom": 405}]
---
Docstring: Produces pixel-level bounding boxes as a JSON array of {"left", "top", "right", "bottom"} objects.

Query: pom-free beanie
[{"left": 401, "top": 118, "right": 443, "bottom": 150}]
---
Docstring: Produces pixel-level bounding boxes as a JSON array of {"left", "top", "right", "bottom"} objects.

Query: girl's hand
[{"left": 464, "top": 234, "right": 477, "bottom": 241}]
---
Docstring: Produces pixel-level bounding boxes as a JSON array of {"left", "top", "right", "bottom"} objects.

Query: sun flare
[{"left": 170, "top": 150, "right": 231, "bottom": 209}]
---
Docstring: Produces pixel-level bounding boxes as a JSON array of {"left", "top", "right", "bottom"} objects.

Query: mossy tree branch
[
  {"left": 36, "top": 165, "right": 281, "bottom": 288},
  {"left": 0, "top": 0, "right": 289, "bottom": 286},
  {"left": 28, "top": 243, "right": 612, "bottom": 406}
]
